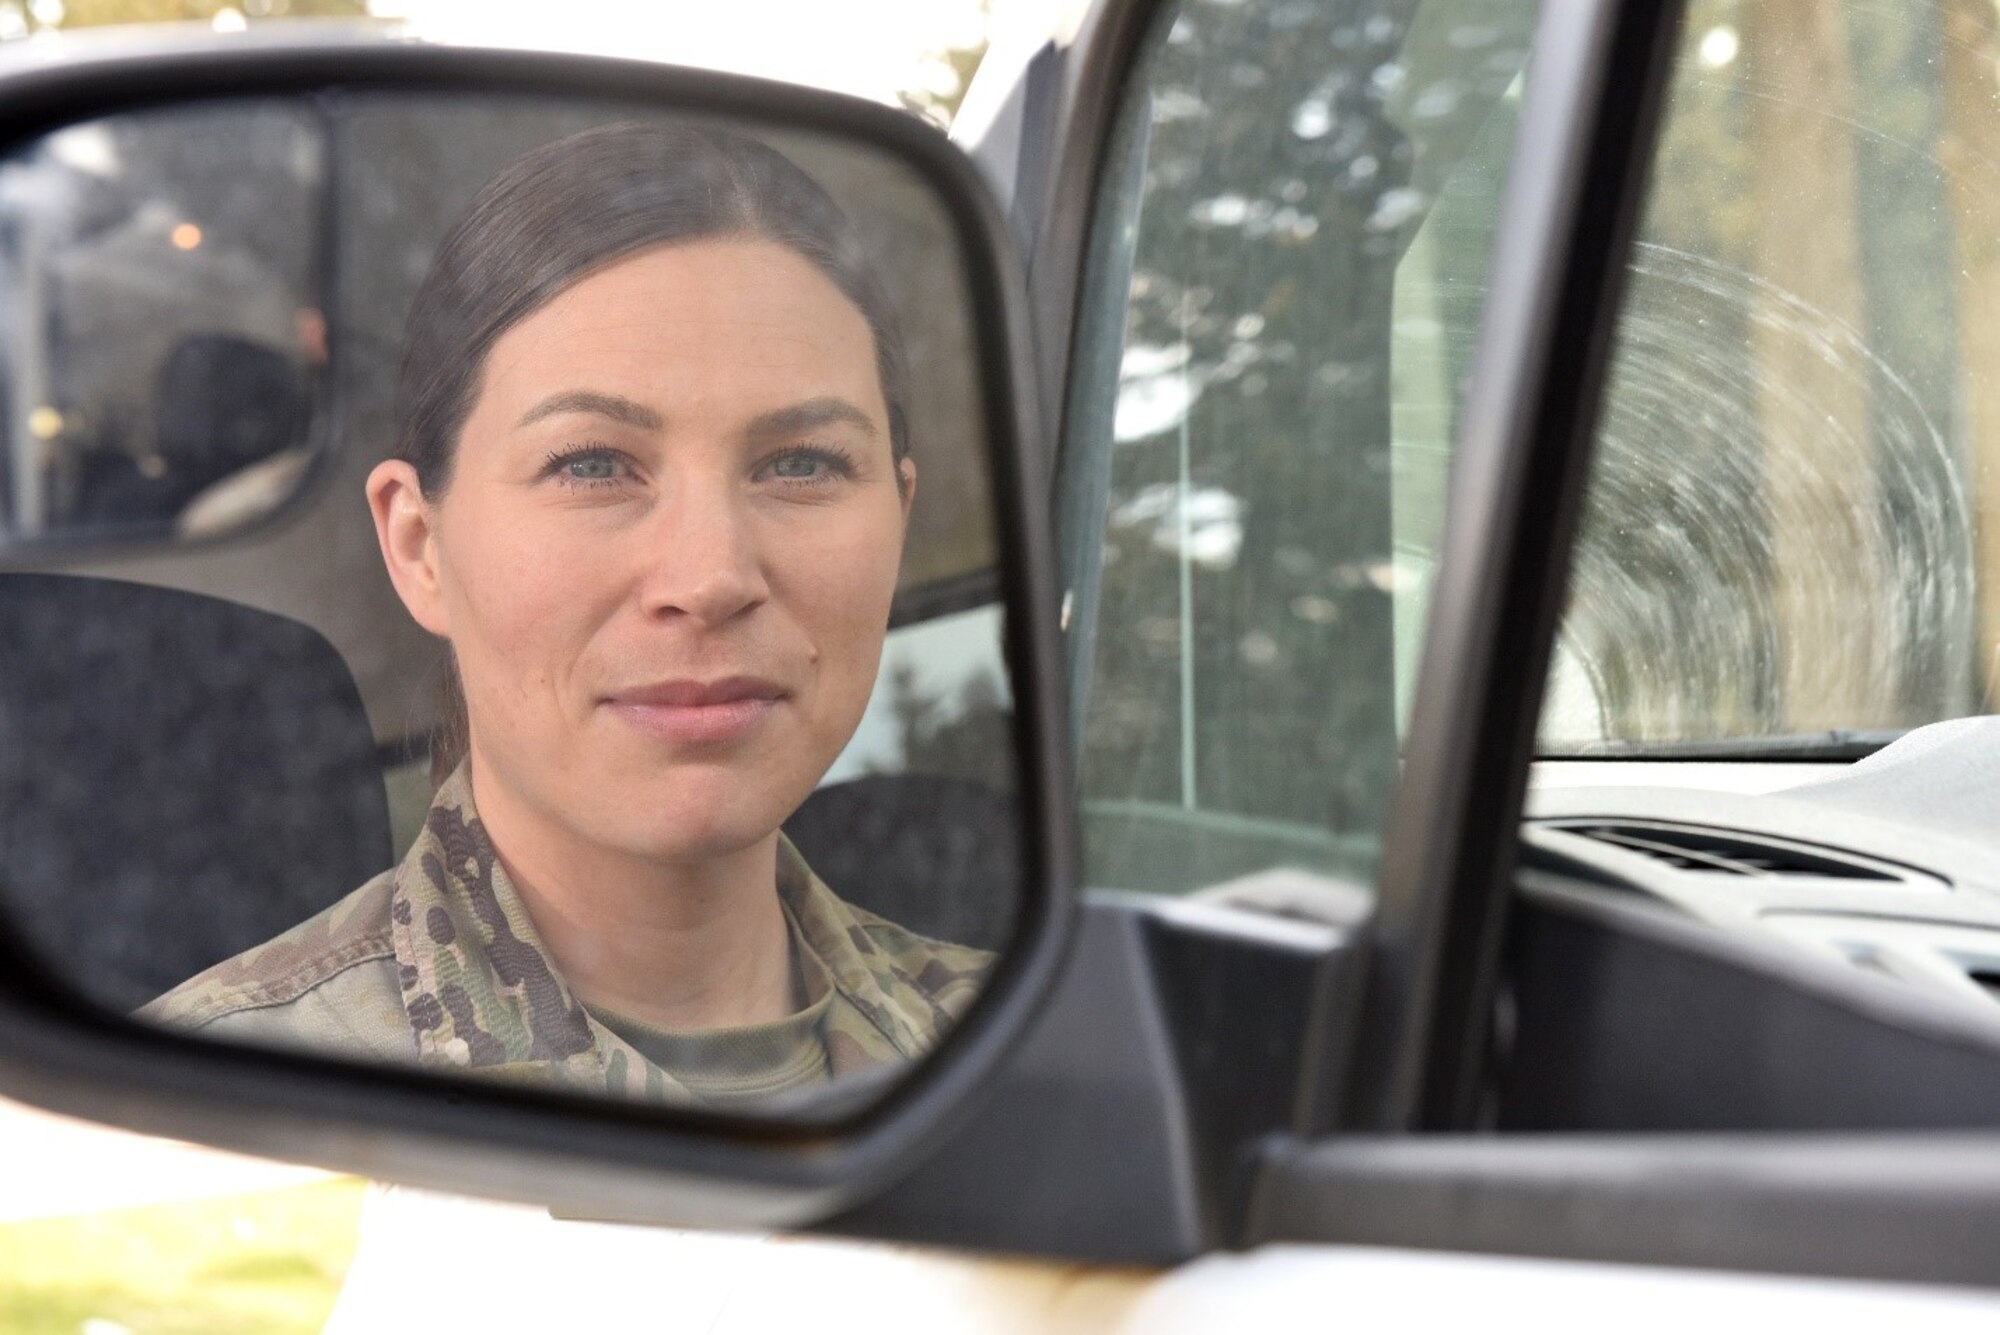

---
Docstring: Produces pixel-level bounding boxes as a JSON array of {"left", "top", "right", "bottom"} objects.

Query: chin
[{"left": 591, "top": 772, "right": 801, "bottom": 865}]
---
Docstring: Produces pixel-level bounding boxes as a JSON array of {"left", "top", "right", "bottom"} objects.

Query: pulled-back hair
[
  {"left": 395, "top": 121, "right": 911, "bottom": 779},
  {"left": 395, "top": 119, "right": 909, "bottom": 496}
]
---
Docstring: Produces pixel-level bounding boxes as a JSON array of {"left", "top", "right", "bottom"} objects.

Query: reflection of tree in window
[
  {"left": 882, "top": 661, "right": 1013, "bottom": 793},
  {"left": 1075, "top": 0, "right": 1535, "bottom": 893}
]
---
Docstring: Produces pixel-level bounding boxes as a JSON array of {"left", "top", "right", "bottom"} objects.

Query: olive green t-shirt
[
  {"left": 590, "top": 897, "right": 840, "bottom": 1106},
  {"left": 592, "top": 999, "right": 832, "bottom": 1107}
]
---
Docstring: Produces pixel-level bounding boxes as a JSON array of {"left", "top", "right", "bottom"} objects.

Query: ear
[
  {"left": 896, "top": 455, "right": 917, "bottom": 523},
  {"left": 366, "top": 459, "right": 450, "bottom": 637}
]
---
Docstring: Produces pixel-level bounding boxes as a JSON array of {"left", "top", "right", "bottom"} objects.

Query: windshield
[{"left": 1528, "top": 1, "right": 2000, "bottom": 757}]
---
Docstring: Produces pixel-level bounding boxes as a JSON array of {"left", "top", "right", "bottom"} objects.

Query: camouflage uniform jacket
[{"left": 144, "top": 766, "right": 992, "bottom": 1104}]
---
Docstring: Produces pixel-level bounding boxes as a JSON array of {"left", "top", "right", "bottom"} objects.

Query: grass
[{"left": 0, "top": 1177, "right": 368, "bottom": 1335}]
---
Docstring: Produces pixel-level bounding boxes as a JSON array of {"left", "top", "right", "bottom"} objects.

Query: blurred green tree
[{"left": 11, "top": 0, "right": 367, "bottom": 33}]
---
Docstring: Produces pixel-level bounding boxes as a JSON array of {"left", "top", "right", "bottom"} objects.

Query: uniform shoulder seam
[
  {"left": 164, "top": 932, "right": 397, "bottom": 1030},
  {"left": 141, "top": 871, "right": 400, "bottom": 1029}
]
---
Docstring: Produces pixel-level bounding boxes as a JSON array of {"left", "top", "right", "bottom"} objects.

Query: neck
[{"left": 462, "top": 754, "right": 796, "bottom": 1033}]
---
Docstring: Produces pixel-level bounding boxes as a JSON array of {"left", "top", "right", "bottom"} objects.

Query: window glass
[
  {"left": 1518, "top": 4, "right": 2000, "bottom": 1022},
  {"left": 1060, "top": 0, "right": 1540, "bottom": 897},
  {"left": 1548, "top": 0, "right": 2000, "bottom": 754}
]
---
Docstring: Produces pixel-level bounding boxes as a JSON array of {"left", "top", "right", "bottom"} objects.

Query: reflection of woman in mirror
[{"left": 147, "top": 124, "right": 993, "bottom": 1104}]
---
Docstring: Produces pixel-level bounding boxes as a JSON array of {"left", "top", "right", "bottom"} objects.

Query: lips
[{"left": 603, "top": 676, "right": 786, "bottom": 745}]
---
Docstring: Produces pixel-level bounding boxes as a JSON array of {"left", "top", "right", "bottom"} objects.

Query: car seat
[
  {"left": 70, "top": 333, "right": 310, "bottom": 535},
  {"left": 0, "top": 573, "right": 391, "bottom": 1011},
  {"left": 784, "top": 772, "right": 1020, "bottom": 953}
]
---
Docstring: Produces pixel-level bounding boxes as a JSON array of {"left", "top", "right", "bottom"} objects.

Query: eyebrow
[
  {"left": 743, "top": 396, "right": 879, "bottom": 442},
  {"left": 513, "top": 390, "right": 878, "bottom": 441},
  {"left": 515, "top": 390, "right": 664, "bottom": 432}
]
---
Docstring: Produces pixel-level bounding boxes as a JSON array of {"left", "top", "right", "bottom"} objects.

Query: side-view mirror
[{"left": 0, "top": 35, "right": 1072, "bottom": 1230}]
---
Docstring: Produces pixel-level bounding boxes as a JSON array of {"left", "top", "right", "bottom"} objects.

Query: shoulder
[
  {"left": 776, "top": 834, "right": 994, "bottom": 1023},
  {"left": 838, "top": 901, "right": 994, "bottom": 1022},
  {"left": 140, "top": 871, "right": 410, "bottom": 1061}
]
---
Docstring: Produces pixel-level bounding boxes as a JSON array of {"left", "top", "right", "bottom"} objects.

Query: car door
[{"left": 904, "top": 0, "right": 2000, "bottom": 1286}]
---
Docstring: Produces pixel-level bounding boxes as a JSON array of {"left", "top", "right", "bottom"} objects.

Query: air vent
[{"left": 1553, "top": 822, "right": 1902, "bottom": 882}]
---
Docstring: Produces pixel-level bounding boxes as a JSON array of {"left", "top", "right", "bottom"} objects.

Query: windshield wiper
[{"left": 1540, "top": 728, "right": 1908, "bottom": 762}]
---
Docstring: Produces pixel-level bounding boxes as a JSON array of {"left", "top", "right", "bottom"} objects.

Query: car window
[
  {"left": 1058, "top": 0, "right": 1540, "bottom": 898},
  {"left": 1516, "top": 3, "right": 2000, "bottom": 1015},
  {"left": 1545, "top": 0, "right": 2000, "bottom": 757}
]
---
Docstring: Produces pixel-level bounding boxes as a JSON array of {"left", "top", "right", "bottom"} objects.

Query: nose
[{"left": 635, "top": 475, "right": 770, "bottom": 626}]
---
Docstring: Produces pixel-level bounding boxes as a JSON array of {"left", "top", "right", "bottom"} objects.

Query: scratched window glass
[{"left": 1542, "top": 1, "right": 2000, "bottom": 754}]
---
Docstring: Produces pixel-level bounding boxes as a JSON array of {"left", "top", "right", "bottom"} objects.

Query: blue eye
[
  {"left": 771, "top": 452, "right": 828, "bottom": 479},
  {"left": 564, "top": 454, "right": 618, "bottom": 481},
  {"left": 761, "top": 445, "right": 856, "bottom": 485},
  {"left": 543, "top": 446, "right": 626, "bottom": 486}
]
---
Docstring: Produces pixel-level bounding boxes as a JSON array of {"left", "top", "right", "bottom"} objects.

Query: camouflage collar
[{"left": 387, "top": 766, "right": 934, "bottom": 1102}]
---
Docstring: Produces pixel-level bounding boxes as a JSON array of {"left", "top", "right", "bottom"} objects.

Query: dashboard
[{"left": 1524, "top": 720, "right": 2000, "bottom": 1016}]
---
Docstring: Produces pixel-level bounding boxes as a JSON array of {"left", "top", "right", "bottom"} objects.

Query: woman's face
[{"left": 372, "top": 236, "right": 911, "bottom": 863}]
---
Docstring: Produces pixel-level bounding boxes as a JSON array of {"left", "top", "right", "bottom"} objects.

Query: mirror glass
[{"left": 0, "top": 94, "right": 1016, "bottom": 1117}]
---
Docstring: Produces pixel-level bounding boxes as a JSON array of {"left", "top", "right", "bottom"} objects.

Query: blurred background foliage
[
  {"left": 1, "top": 0, "right": 366, "bottom": 35},
  {"left": 0, "top": 1178, "right": 366, "bottom": 1335}
]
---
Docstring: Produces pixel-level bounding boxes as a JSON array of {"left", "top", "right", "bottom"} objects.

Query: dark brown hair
[{"left": 396, "top": 121, "right": 911, "bottom": 779}]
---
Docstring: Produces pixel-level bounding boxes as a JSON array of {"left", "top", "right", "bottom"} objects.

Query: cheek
[
  {"left": 437, "top": 506, "right": 608, "bottom": 706},
  {"left": 779, "top": 506, "right": 905, "bottom": 693}
]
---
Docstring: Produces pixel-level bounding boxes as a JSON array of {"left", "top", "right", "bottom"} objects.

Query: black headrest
[
  {"left": 153, "top": 332, "right": 310, "bottom": 476},
  {"left": 0, "top": 574, "right": 391, "bottom": 1010},
  {"left": 70, "top": 335, "right": 310, "bottom": 534},
  {"left": 784, "top": 773, "right": 1019, "bottom": 952}
]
